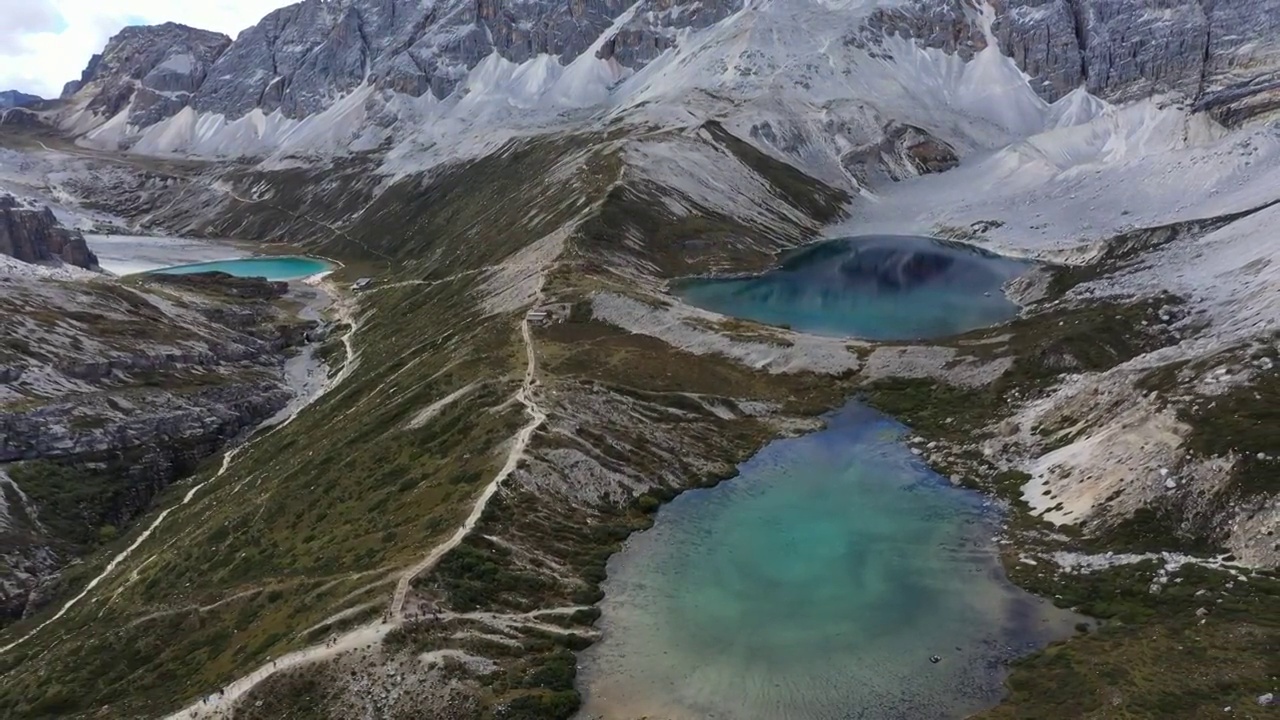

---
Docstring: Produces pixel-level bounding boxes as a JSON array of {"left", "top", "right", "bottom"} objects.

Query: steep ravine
[{"left": 0, "top": 269, "right": 334, "bottom": 625}]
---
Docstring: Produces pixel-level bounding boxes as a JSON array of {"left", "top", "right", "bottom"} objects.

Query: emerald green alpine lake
[{"left": 147, "top": 256, "right": 333, "bottom": 281}]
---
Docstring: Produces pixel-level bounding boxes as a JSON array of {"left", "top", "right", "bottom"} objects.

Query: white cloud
[{"left": 0, "top": 0, "right": 295, "bottom": 98}]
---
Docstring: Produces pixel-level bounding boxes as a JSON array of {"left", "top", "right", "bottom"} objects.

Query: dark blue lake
[{"left": 672, "top": 235, "right": 1031, "bottom": 340}]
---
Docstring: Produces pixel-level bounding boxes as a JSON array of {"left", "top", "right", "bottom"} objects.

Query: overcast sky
[{"left": 1, "top": 0, "right": 294, "bottom": 98}]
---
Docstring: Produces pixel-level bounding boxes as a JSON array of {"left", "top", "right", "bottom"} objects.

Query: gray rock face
[
  {"left": 854, "top": 0, "right": 989, "bottom": 61},
  {"left": 0, "top": 381, "right": 292, "bottom": 463},
  {"left": 1073, "top": 0, "right": 1211, "bottom": 104},
  {"left": 994, "top": 0, "right": 1280, "bottom": 124},
  {"left": 849, "top": 0, "right": 1280, "bottom": 124},
  {"left": 64, "top": 22, "right": 231, "bottom": 127},
  {"left": 190, "top": 0, "right": 735, "bottom": 119},
  {"left": 59, "top": 0, "right": 1280, "bottom": 136},
  {"left": 0, "top": 195, "right": 99, "bottom": 269},
  {"left": 1197, "top": 0, "right": 1280, "bottom": 124},
  {"left": 992, "top": 0, "right": 1085, "bottom": 101}
]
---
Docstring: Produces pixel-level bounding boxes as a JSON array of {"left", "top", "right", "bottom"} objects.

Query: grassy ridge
[{"left": 0, "top": 130, "right": 626, "bottom": 716}]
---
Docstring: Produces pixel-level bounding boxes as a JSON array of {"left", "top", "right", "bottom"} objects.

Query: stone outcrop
[
  {"left": 0, "top": 108, "right": 46, "bottom": 128},
  {"left": 856, "top": 0, "right": 989, "bottom": 61},
  {"left": 840, "top": 122, "right": 960, "bottom": 185},
  {"left": 1, "top": 381, "right": 292, "bottom": 463},
  {"left": 0, "top": 195, "right": 99, "bottom": 269}
]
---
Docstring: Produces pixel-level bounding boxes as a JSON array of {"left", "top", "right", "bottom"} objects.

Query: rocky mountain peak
[
  {"left": 188, "top": 0, "right": 729, "bottom": 120},
  {"left": 62, "top": 22, "right": 232, "bottom": 128},
  {"left": 0, "top": 91, "right": 42, "bottom": 109}
]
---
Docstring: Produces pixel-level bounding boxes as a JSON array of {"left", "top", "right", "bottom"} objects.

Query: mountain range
[
  {"left": 0, "top": 91, "right": 42, "bottom": 109},
  {"left": 46, "top": 0, "right": 1280, "bottom": 163}
]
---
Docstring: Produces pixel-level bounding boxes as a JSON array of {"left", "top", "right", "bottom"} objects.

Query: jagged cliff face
[
  {"left": 865, "top": 0, "right": 1280, "bottom": 116},
  {"left": 188, "top": 0, "right": 718, "bottom": 118},
  {"left": 60, "top": 22, "right": 232, "bottom": 130},
  {"left": 0, "top": 196, "right": 98, "bottom": 269},
  {"left": 54, "top": 0, "right": 1280, "bottom": 157},
  {"left": 63, "top": 0, "right": 727, "bottom": 126}
]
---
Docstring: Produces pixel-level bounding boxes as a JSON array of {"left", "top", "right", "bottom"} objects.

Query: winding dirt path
[
  {"left": 166, "top": 309, "right": 547, "bottom": 719},
  {"left": 390, "top": 312, "right": 546, "bottom": 618},
  {"left": 167, "top": 624, "right": 393, "bottom": 720},
  {"left": 0, "top": 287, "right": 358, "bottom": 657},
  {"left": 0, "top": 448, "right": 242, "bottom": 656}
]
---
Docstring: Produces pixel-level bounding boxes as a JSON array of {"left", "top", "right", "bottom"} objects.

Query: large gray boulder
[{"left": 0, "top": 195, "right": 99, "bottom": 269}]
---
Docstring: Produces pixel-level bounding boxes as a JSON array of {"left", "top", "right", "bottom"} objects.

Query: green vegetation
[
  {"left": 0, "top": 126, "right": 674, "bottom": 718},
  {"left": 862, "top": 297, "right": 1187, "bottom": 452},
  {"left": 986, "top": 565, "right": 1280, "bottom": 719},
  {"left": 1180, "top": 358, "right": 1280, "bottom": 498},
  {"left": 7, "top": 457, "right": 177, "bottom": 552},
  {"left": 859, "top": 286, "right": 1279, "bottom": 718}
]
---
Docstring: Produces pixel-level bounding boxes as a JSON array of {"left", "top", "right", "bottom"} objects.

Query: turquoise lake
[
  {"left": 580, "top": 234, "right": 1064, "bottom": 720},
  {"left": 673, "top": 235, "right": 1032, "bottom": 340},
  {"left": 576, "top": 404, "right": 1075, "bottom": 720},
  {"left": 148, "top": 256, "right": 333, "bottom": 281}
]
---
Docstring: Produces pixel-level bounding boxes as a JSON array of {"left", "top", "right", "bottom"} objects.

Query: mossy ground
[{"left": 986, "top": 564, "right": 1280, "bottom": 720}]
